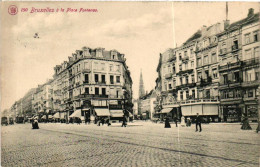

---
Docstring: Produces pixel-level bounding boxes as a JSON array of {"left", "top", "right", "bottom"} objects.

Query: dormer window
[{"left": 111, "top": 50, "right": 118, "bottom": 60}]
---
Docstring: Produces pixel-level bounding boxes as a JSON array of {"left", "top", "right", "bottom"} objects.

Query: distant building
[{"left": 139, "top": 90, "right": 157, "bottom": 120}]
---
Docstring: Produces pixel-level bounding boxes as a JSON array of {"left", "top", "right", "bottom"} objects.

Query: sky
[{"left": 1, "top": 1, "right": 259, "bottom": 111}]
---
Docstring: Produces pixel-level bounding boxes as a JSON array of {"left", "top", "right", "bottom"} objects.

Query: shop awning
[
  {"left": 53, "top": 113, "right": 60, "bottom": 119},
  {"left": 69, "top": 110, "right": 82, "bottom": 118},
  {"left": 181, "top": 106, "right": 192, "bottom": 116},
  {"left": 161, "top": 108, "right": 173, "bottom": 113},
  {"left": 95, "top": 108, "right": 110, "bottom": 116},
  {"left": 48, "top": 115, "right": 53, "bottom": 119},
  {"left": 110, "top": 110, "right": 124, "bottom": 117},
  {"left": 82, "top": 108, "right": 90, "bottom": 111},
  {"left": 191, "top": 105, "right": 203, "bottom": 115},
  {"left": 60, "top": 112, "right": 65, "bottom": 119},
  {"left": 203, "top": 105, "right": 218, "bottom": 115},
  {"left": 41, "top": 115, "right": 46, "bottom": 119}
]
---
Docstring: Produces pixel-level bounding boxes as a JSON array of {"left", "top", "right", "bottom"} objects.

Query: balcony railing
[
  {"left": 242, "top": 58, "right": 260, "bottom": 67},
  {"left": 180, "top": 98, "right": 219, "bottom": 105},
  {"left": 176, "top": 69, "right": 193, "bottom": 75},
  {"left": 242, "top": 80, "right": 260, "bottom": 87},
  {"left": 165, "top": 73, "right": 172, "bottom": 79},
  {"left": 168, "top": 56, "right": 176, "bottom": 62},
  {"left": 219, "top": 61, "right": 242, "bottom": 72}
]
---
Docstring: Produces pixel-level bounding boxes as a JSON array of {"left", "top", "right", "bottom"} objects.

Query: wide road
[{"left": 1, "top": 122, "right": 259, "bottom": 167}]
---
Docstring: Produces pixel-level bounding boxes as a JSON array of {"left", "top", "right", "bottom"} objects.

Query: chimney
[
  {"left": 201, "top": 25, "right": 207, "bottom": 37},
  {"left": 224, "top": 20, "right": 230, "bottom": 30},
  {"left": 248, "top": 8, "right": 254, "bottom": 18}
]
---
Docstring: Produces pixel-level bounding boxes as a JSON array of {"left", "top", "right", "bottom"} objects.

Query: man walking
[
  {"left": 195, "top": 113, "right": 202, "bottom": 132},
  {"left": 173, "top": 116, "right": 178, "bottom": 127}
]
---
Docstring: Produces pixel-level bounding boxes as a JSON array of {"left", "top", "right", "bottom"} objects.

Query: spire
[{"left": 139, "top": 69, "right": 145, "bottom": 98}]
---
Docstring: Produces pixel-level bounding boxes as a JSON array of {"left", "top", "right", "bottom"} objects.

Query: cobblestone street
[{"left": 1, "top": 122, "right": 259, "bottom": 167}]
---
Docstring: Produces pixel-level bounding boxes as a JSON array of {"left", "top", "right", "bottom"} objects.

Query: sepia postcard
[{"left": 1, "top": 1, "right": 259, "bottom": 167}]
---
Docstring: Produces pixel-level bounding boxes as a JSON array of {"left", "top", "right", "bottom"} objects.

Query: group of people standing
[{"left": 165, "top": 113, "right": 202, "bottom": 132}]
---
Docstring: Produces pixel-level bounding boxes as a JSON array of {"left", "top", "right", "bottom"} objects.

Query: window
[
  {"left": 198, "top": 72, "right": 202, "bottom": 81},
  {"left": 94, "top": 62, "right": 98, "bottom": 70},
  {"left": 116, "top": 90, "right": 119, "bottom": 98},
  {"left": 180, "top": 91, "right": 183, "bottom": 100},
  {"left": 101, "top": 63, "right": 105, "bottom": 71},
  {"left": 179, "top": 65, "right": 182, "bottom": 71},
  {"left": 192, "top": 90, "right": 195, "bottom": 98},
  {"left": 84, "top": 62, "right": 89, "bottom": 69},
  {"left": 110, "top": 75, "right": 114, "bottom": 84},
  {"left": 248, "top": 89, "right": 254, "bottom": 98},
  {"left": 85, "top": 87, "right": 89, "bottom": 94},
  {"left": 184, "top": 51, "right": 187, "bottom": 57},
  {"left": 211, "top": 53, "right": 217, "bottom": 63},
  {"left": 245, "top": 49, "right": 252, "bottom": 59},
  {"left": 186, "top": 91, "right": 189, "bottom": 100},
  {"left": 95, "top": 87, "right": 99, "bottom": 95},
  {"left": 212, "top": 69, "right": 218, "bottom": 79},
  {"left": 84, "top": 74, "right": 89, "bottom": 83},
  {"left": 205, "top": 89, "right": 210, "bottom": 99},
  {"left": 185, "top": 76, "right": 189, "bottom": 84},
  {"left": 173, "top": 66, "right": 176, "bottom": 74},
  {"left": 190, "top": 48, "right": 193, "bottom": 55},
  {"left": 109, "top": 65, "right": 113, "bottom": 71},
  {"left": 168, "top": 65, "right": 172, "bottom": 73},
  {"left": 95, "top": 74, "right": 99, "bottom": 83},
  {"left": 253, "top": 31, "right": 258, "bottom": 42},
  {"left": 205, "top": 70, "right": 209, "bottom": 78},
  {"left": 204, "top": 55, "right": 208, "bottom": 64},
  {"left": 185, "top": 63, "right": 188, "bottom": 70},
  {"left": 116, "top": 65, "right": 120, "bottom": 72},
  {"left": 180, "top": 77, "right": 183, "bottom": 85},
  {"left": 116, "top": 76, "right": 120, "bottom": 83},
  {"left": 102, "top": 88, "right": 106, "bottom": 95},
  {"left": 191, "top": 61, "right": 194, "bottom": 68},
  {"left": 234, "top": 71, "right": 240, "bottom": 82},
  {"left": 191, "top": 75, "right": 195, "bottom": 83},
  {"left": 228, "top": 90, "right": 234, "bottom": 98},
  {"left": 197, "top": 57, "right": 202, "bottom": 67},
  {"left": 245, "top": 33, "right": 250, "bottom": 44},
  {"left": 179, "top": 53, "right": 182, "bottom": 60},
  {"left": 101, "top": 75, "right": 106, "bottom": 83},
  {"left": 246, "top": 69, "right": 254, "bottom": 81},
  {"left": 256, "top": 72, "right": 259, "bottom": 80},
  {"left": 223, "top": 74, "right": 228, "bottom": 84},
  {"left": 169, "top": 84, "right": 172, "bottom": 89},
  {"left": 254, "top": 47, "right": 260, "bottom": 58}
]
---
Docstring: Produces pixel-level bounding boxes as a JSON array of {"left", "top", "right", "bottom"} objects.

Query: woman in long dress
[
  {"left": 165, "top": 117, "right": 171, "bottom": 128},
  {"left": 180, "top": 116, "right": 186, "bottom": 127}
]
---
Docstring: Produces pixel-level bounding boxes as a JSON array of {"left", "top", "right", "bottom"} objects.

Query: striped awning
[
  {"left": 53, "top": 113, "right": 60, "bottom": 119},
  {"left": 161, "top": 108, "right": 173, "bottom": 113},
  {"left": 110, "top": 110, "right": 124, "bottom": 117},
  {"left": 95, "top": 108, "right": 110, "bottom": 116},
  {"left": 69, "top": 110, "right": 82, "bottom": 118}
]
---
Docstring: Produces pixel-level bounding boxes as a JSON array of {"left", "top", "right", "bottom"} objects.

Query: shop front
[{"left": 222, "top": 104, "right": 242, "bottom": 122}]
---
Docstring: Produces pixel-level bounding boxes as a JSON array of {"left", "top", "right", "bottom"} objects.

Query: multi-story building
[
  {"left": 139, "top": 90, "right": 157, "bottom": 120},
  {"left": 218, "top": 8, "right": 259, "bottom": 122},
  {"left": 32, "top": 80, "right": 54, "bottom": 120},
  {"left": 241, "top": 9, "right": 259, "bottom": 122},
  {"left": 53, "top": 47, "right": 133, "bottom": 123}
]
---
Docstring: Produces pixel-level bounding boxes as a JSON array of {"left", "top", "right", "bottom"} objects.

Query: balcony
[
  {"left": 219, "top": 61, "right": 242, "bottom": 72},
  {"left": 168, "top": 56, "right": 176, "bottom": 62},
  {"left": 176, "top": 69, "right": 193, "bottom": 76},
  {"left": 165, "top": 73, "right": 172, "bottom": 79},
  {"left": 82, "top": 69, "right": 91, "bottom": 73},
  {"left": 197, "top": 77, "right": 212, "bottom": 87},
  {"left": 242, "top": 80, "right": 259, "bottom": 88},
  {"left": 242, "top": 58, "right": 260, "bottom": 68},
  {"left": 180, "top": 98, "right": 219, "bottom": 105},
  {"left": 182, "top": 56, "right": 189, "bottom": 61},
  {"left": 83, "top": 80, "right": 89, "bottom": 84},
  {"left": 94, "top": 81, "right": 106, "bottom": 85},
  {"left": 231, "top": 45, "right": 239, "bottom": 52}
]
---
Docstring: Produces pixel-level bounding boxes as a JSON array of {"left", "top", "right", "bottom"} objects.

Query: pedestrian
[
  {"left": 106, "top": 118, "right": 111, "bottom": 126},
  {"left": 122, "top": 116, "right": 127, "bottom": 127},
  {"left": 195, "top": 113, "right": 202, "bottom": 132},
  {"left": 164, "top": 117, "right": 171, "bottom": 128},
  {"left": 32, "top": 117, "right": 39, "bottom": 129},
  {"left": 186, "top": 117, "right": 191, "bottom": 127},
  {"left": 241, "top": 114, "right": 252, "bottom": 130},
  {"left": 174, "top": 116, "right": 178, "bottom": 127},
  {"left": 180, "top": 116, "right": 186, "bottom": 127}
]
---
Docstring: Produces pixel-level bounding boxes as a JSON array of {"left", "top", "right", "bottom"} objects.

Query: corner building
[{"left": 53, "top": 47, "right": 133, "bottom": 123}]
